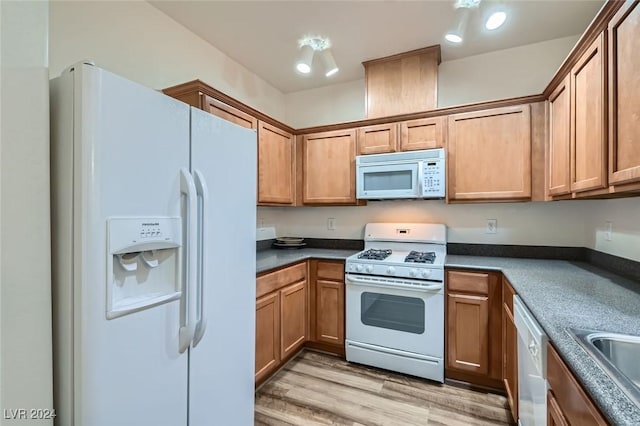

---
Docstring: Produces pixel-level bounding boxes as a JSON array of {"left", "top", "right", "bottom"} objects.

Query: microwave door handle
[{"left": 417, "top": 161, "right": 424, "bottom": 195}]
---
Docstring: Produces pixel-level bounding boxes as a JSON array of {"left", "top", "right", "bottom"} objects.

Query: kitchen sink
[{"left": 569, "top": 328, "right": 640, "bottom": 408}]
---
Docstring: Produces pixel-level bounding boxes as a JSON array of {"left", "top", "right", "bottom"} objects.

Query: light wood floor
[{"left": 255, "top": 351, "right": 514, "bottom": 426}]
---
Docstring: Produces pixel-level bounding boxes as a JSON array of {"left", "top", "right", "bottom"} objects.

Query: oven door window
[{"left": 361, "top": 292, "right": 425, "bottom": 334}]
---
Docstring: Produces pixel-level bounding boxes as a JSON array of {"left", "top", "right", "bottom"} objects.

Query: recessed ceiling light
[
  {"left": 445, "top": 33, "right": 463, "bottom": 43},
  {"left": 485, "top": 11, "right": 507, "bottom": 30}
]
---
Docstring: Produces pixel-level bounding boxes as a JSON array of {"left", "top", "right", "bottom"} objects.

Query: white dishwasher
[{"left": 514, "top": 296, "right": 548, "bottom": 426}]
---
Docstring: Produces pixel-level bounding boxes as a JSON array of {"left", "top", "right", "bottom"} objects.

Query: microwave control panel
[{"left": 422, "top": 160, "right": 445, "bottom": 196}]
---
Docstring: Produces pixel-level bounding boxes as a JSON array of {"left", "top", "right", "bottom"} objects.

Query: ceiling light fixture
[
  {"left": 444, "top": 0, "right": 479, "bottom": 44},
  {"left": 485, "top": 11, "right": 507, "bottom": 30},
  {"left": 295, "top": 36, "right": 339, "bottom": 77},
  {"left": 445, "top": 8, "right": 471, "bottom": 43},
  {"left": 445, "top": 0, "right": 507, "bottom": 44},
  {"left": 320, "top": 50, "right": 339, "bottom": 77},
  {"left": 296, "top": 45, "right": 314, "bottom": 74}
]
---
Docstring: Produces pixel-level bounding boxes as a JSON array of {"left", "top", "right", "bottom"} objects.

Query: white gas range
[{"left": 345, "top": 223, "right": 446, "bottom": 382}]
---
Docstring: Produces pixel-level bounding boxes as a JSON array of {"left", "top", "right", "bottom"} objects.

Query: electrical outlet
[
  {"left": 327, "top": 217, "right": 336, "bottom": 231},
  {"left": 605, "top": 221, "right": 613, "bottom": 241},
  {"left": 258, "top": 217, "right": 265, "bottom": 228},
  {"left": 486, "top": 219, "right": 497, "bottom": 234}
]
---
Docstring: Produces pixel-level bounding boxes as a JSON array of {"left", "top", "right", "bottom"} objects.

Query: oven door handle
[{"left": 346, "top": 275, "right": 443, "bottom": 292}]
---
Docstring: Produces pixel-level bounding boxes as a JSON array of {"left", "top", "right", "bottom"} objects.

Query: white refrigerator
[{"left": 50, "top": 63, "right": 256, "bottom": 426}]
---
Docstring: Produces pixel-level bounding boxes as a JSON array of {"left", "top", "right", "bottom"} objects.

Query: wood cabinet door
[
  {"left": 570, "top": 33, "right": 607, "bottom": 193},
  {"left": 548, "top": 391, "right": 570, "bottom": 426},
  {"left": 503, "top": 298, "right": 518, "bottom": 422},
  {"left": 280, "top": 280, "right": 307, "bottom": 359},
  {"left": 448, "top": 105, "right": 531, "bottom": 201},
  {"left": 302, "top": 129, "right": 357, "bottom": 204},
  {"left": 548, "top": 76, "right": 572, "bottom": 196},
  {"left": 315, "top": 280, "right": 345, "bottom": 345},
  {"left": 257, "top": 121, "right": 295, "bottom": 204},
  {"left": 357, "top": 123, "right": 397, "bottom": 155},
  {"left": 608, "top": 1, "right": 640, "bottom": 185},
  {"left": 446, "top": 292, "right": 489, "bottom": 375},
  {"left": 255, "top": 292, "right": 280, "bottom": 383},
  {"left": 400, "top": 116, "right": 445, "bottom": 151},
  {"left": 202, "top": 95, "right": 257, "bottom": 129}
]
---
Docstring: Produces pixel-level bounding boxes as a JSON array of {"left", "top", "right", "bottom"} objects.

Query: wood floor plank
[{"left": 255, "top": 350, "right": 514, "bottom": 426}]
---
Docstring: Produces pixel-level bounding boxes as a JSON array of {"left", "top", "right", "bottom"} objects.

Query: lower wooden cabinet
[
  {"left": 255, "top": 292, "right": 280, "bottom": 384},
  {"left": 547, "top": 343, "right": 608, "bottom": 426},
  {"left": 502, "top": 278, "right": 518, "bottom": 422},
  {"left": 309, "top": 260, "right": 345, "bottom": 352},
  {"left": 548, "top": 390, "right": 570, "bottom": 426},
  {"left": 445, "top": 269, "right": 503, "bottom": 389},
  {"left": 255, "top": 262, "right": 307, "bottom": 385},
  {"left": 280, "top": 280, "right": 307, "bottom": 359},
  {"left": 256, "top": 259, "right": 346, "bottom": 385}
]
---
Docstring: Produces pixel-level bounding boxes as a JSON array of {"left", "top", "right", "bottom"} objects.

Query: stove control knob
[
  {"left": 365, "top": 265, "right": 374, "bottom": 273},
  {"left": 421, "top": 269, "right": 432, "bottom": 278},
  {"left": 409, "top": 268, "right": 418, "bottom": 277},
  {"left": 387, "top": 266, "right": 396, "bottom": 275},
  {"left": 355, "top": 264, "right": 363, "bottom": 272}
]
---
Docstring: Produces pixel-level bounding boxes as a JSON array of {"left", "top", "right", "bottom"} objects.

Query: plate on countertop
[
  {"left": 276, "top": 237, "right": 305, "bottom": 245},
  {"left": 272, "top": 242, "right": 307, "bottom": 249}
]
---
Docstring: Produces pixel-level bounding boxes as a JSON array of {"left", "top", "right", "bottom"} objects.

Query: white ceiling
[{"left": 150, "top": 0, "right": 605, "bottom": 94}]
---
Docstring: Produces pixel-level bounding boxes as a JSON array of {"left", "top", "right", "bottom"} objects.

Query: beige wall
[
  {"left": 1, "top": 1, "right": 54, "bottom": 423},
  {"left": 49, "top": 0, "right": 286, "bottom": 121},
  {"left": 437, "top": 35, "right": 579, "bottom": 107},
  {"left": 585, "top": 198, "right": 640, "bottom": 262},
  {"left": 258, "top": 200, "right": 589, "bottom": 247},
  {"left": 284, "top": 79, "right": 365, "bottom": 129}
]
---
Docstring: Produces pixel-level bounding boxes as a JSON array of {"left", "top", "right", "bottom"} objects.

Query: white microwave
[{"left": 356, "top": 148, "right": 445, "bottom": 200}]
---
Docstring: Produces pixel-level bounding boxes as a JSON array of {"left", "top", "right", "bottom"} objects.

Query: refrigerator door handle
[
  {"left": 192, "top": 169, "right": 209, "bottom": 347},
  {"left": 179, "top": 168, "right": 198, "bottom": 353}
]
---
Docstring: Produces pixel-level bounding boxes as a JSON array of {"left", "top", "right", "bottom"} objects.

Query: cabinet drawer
[
  {"left": 257, "top": 262, "right": 306, "bottom": 298},
  {"left": 316, "top": 261, "right": 344, "bottom": 281},
  {"left": 447, "top": 270, "right": 489, "bottom": 295},
  {"left": 547, "top": 344, "right": 607, "bottom": 426}
]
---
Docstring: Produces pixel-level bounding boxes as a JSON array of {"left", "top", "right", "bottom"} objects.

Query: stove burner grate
[
  {"left": 404, "top": 251, "right": 436, "bottom": 264},
  {"left": 358, "top": 249, "right": 392, "bottom": 260}
]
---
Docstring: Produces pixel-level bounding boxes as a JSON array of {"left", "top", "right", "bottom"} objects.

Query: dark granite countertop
[
  {"left": 446, "top": 255, "right": 640, "bottom": 426},
  {"left": 256, "top": 248, "right": 358, "bottom": 274}
]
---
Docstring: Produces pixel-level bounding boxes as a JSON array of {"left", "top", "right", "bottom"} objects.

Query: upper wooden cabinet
[
  {"left": 363, "top": 46, "right": 440, "bottom": 118},
  {"left": 608, "top": 0, "right": 640, "bottom": 186},
  {"left": 257, "top": 121, "right": 295, "bottom": 205},
  {"left": 302, "top": 129, "right": 358, "bottom": 205},
  {"left": 202, "top": 95, "right": 257, "bottom": 129},
  {"left": 448, "top": 105, "right": 532, "bottom": 201},
  {"left": 400, "top": 116, "right": 446, "bottom": 151},
  {"left": 548, "top": 75, "right": 572, "bottom": 196},
  {"left": 570, "top": 33, "right": 607, "bottom": 193},
  {"left": 357, "top": 123, "right": 397, "bottom": 155}
]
